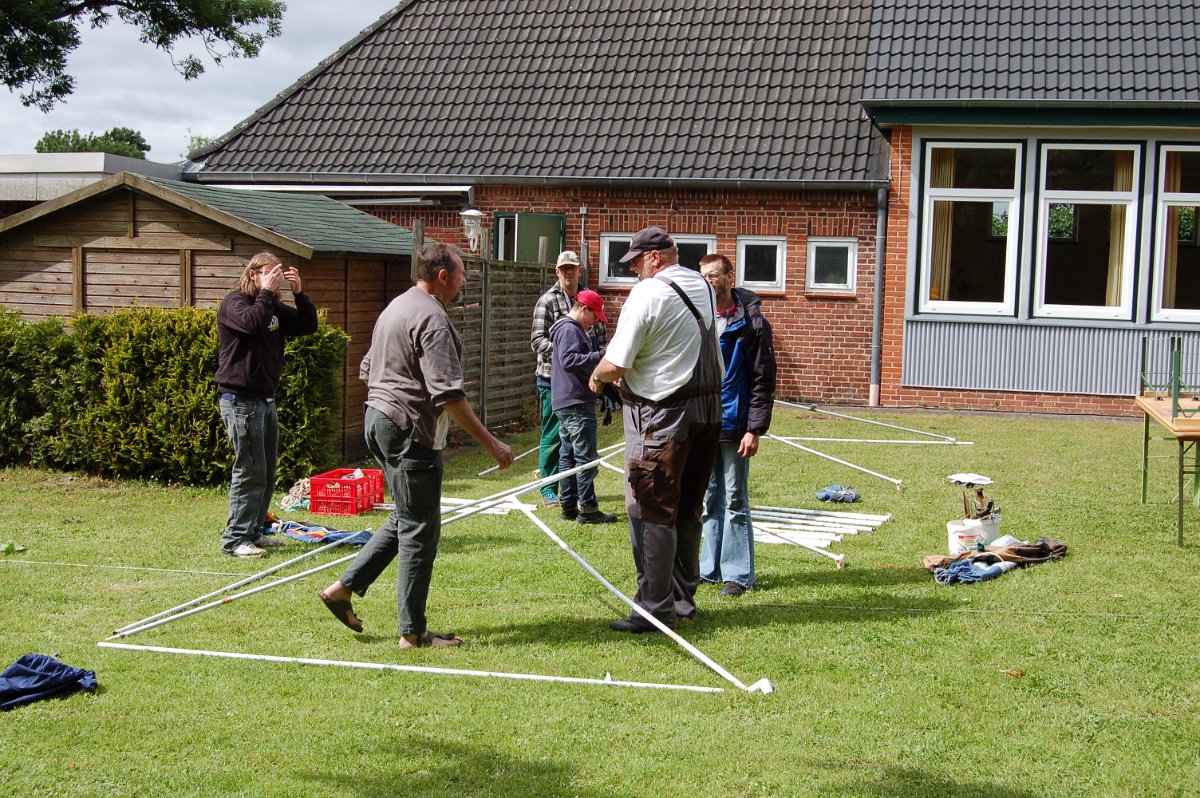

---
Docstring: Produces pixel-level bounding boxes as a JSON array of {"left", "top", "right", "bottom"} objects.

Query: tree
[
  {"left": 183, "top": 128, "right": 214, "bottom": 159},
  {"left": 35, "top": 126, "right": 151, "bottom": 158},
  {"left": 1, "top": 1, "right": 285, "bottom": 111}
]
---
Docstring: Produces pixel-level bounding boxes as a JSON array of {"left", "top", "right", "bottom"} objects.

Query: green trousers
[{"left": 538, "top": 385, "right": 560, "bottom": 498}]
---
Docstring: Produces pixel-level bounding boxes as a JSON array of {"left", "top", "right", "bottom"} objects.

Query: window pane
[
  {"left": 928, "top": 200, "right": 1008, "bottom": 302},
  {"left": 1043, "top": 203, "right": 1126, "bottom": 306},
  {"left": 1164, "top": 151, "right": 1200, "bottom": 194},
  {"left": 677, "top": 243, "right": 708, "bottom": 271},
  {"left": 606, "top": 240, "right": 635, "bottom": 279},
  {"left": 812, "top": 246, "right": 847, "bottom": 285},
  {"left": 744, "top": 244, "right": 779, "bottom": 283},
  {"left": 1046, "top": 149, "right": 1135, "bottom": 192},
  {"left": 990, "top": 202, "right": 1009, "bottom": 237},
  {"left": 930, "top": 147, "right": 1017, "bottom": 190},
  {"left": 1164, "top": 206, "right": 1200, "bottom": 310},
  {"left": 1048, "top": 203, "right": 1077, "bottom": 241}
]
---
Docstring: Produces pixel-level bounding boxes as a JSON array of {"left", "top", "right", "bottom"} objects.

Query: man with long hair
[{"left": 215, "top": 252, "right": 318, "bottom": 558}]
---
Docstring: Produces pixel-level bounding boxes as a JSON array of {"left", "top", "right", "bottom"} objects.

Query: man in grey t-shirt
[{"left": 318, "top": 243, "right": 513, "bottom": 648}]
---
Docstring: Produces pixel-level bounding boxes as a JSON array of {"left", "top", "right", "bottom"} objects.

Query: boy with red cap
[{"left": 549, "top": 289, "right": 618, "bottom": 524}]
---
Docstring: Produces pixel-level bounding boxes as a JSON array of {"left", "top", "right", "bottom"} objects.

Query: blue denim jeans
[
  {"left": 339, "top": 407, "right": 443, "bottom": 636},
  {"left": 700, "top": 441, "right": 755, "bottom": 588},
  {"left": 555, "top": 403, "right": 600, "bottom": 511},
  {"left": 219, "top": 395, "right": 278, "bottom": 553}
]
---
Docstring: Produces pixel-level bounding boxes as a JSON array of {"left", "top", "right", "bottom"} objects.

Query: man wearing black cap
[{"left": 588, "top": 227, "right": 723, "bottom": 632}]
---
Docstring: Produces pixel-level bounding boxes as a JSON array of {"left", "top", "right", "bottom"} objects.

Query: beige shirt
[{"left": 360, "top": 286, "right": 467, "bottom": 450}]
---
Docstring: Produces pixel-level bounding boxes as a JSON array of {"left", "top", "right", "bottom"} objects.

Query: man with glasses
[
  {"left": 698, "top": 253, "right": 776, "bottom": 597},
  {"left": 215, "top": 251, "right": 317, "bottom": 558},
  {"left": 530, "top": 250, "right": 607, "bottom": 507},
  {"left": 588, "top": 227, "right": 723, "bottom": 632}
]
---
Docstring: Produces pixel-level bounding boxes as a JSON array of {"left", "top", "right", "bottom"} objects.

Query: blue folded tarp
[
  {"left": 277, "top": 520, "right": 372, "bottom": 546},
  {"left": 0, "top": 654, "right": 97, "bottom": 710}
]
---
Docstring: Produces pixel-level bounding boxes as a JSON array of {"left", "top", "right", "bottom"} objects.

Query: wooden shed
[{"left": 0, "top": 171, "right": 414, "bottom": 459}]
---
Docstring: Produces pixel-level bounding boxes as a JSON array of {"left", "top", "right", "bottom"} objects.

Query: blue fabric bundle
[
  {"left": 0, "top": 654, "right": 97, "bottom": 710},
  {"left": 934, "top": 554, "right": 1017, "bottom": 585},
  {"left": 816, "top": 484, "right": 859, "bottom": 502}
]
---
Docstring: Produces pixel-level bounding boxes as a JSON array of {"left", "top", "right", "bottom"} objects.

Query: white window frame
[
  {"left": 1033, "top": 142, "right": 1140, "bottom": 320},
  {"left": 598, "top": 233, "right": 716, "bottom": 287},
  {"left": 736, "top": 236, "right": 788, "bottom": 292},
  {"left": 1153, "top": 144, "right": 1200, "bottom": 323},
  {"left": 804, "top": 237, "right": 855, "bottom": 294},
  {"left": 919, "top": 141, "right": 1022, "bottom": 316}
]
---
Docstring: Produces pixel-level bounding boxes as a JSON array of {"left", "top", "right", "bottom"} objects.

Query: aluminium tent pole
[
  {"left": 756, "top": 525, "right": 845, "bottom": 568},
  {"left": 775, "top": 399, "right": 957, "bottom": 442},
  {"left": 477, "top": 445, "right": 539, "bottom": 476},
  {"left": 764, "top": 433, "right": 903, "bottom": 490},
  {"left": 113, "top": 535, "right": 358, "bottom": 634},
  {"left": 96, "top": 642, "right": 724, "bottom": 694},
  {"left": 752, "top": 505, "right": 893, "bottom": 524},
  {"left": 515, "top": 505, "right": 774, "bottom": 695}
]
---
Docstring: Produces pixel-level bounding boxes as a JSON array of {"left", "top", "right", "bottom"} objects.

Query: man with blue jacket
[{"left": 698, "top": 254, "right": 777, "bottom": 596}]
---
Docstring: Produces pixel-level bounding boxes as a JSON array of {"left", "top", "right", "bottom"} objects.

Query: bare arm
[
  {"left": 442, "top": 397, "right": 514, "bottom": 468},
  {"left": 587, "top": 356, "right": 628, "bottom": 395}
]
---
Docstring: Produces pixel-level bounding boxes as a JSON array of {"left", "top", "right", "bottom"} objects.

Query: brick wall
[{"left": 360, "top": 184, "right": 881, "bottom": 404}]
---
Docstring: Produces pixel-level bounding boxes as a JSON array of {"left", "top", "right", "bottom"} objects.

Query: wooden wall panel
[{"left": 83, "top": 249, "right": 181, "bottom": 312}]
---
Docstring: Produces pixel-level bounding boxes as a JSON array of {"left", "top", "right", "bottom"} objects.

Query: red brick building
[{"left": 184, "top": 0, "right": 1200, "bottom": 416}]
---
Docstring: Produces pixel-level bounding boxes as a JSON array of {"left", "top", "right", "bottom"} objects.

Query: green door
[{"left": 515, "top": 213, "right": 565, "bottom": 263}]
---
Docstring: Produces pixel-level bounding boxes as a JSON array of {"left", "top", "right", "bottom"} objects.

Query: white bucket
[{"left": 947, "top": 514, "right": 1002, "bottom": 555}]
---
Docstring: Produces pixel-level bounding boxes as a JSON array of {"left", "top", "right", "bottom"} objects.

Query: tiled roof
[
  {"left": 863, "top": 0, "right": 1200, "bottom": 107},
  {"left": 194, "top": 0, "right": 883, "bottom": 185},
  {"left": 146, "top": 177, "right": 413, "bottom": 256}
]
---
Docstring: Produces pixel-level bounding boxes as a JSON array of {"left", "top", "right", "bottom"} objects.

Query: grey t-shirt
[{"left": 360, "top": 286, "right": 467, "bottom": 449}]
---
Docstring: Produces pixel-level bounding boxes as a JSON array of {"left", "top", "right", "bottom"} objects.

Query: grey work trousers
[
  {"left": 219, "top": 395, "right": 277, "bottom": 553},
  {"left": 339, "top": 406, "right": 443, "bottom": 636},
  {"left": 622, "top": 399, "right": 721, "bottom": 629}
]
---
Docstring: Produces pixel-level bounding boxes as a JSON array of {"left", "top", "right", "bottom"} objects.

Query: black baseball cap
[{"left": 619, "top": 226, "right": 676, "bottom": 263}]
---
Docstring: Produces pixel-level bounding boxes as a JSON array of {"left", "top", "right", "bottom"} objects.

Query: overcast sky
[{"left": 0, "top": 1, "right": 398, "bottom": 161}]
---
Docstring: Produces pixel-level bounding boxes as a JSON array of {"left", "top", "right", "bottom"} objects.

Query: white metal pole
[
  {"left": 775, "top": 399, "right": 957, "bottom": 442},
  {"left": 750, "top": 510, "right": 875, "bottom": 532},
  {"left": 776, "top": 436, "right": 972, "bottom": 446},
  {"left": 111, "top": 550, "right": 360, "bottom": 639},
  {"left": 753, "top": 505, "right": 893, "bottom": 524},
  {"left": 477, "top": 444, "right": 539, "bottom": 476},
  {"left": 96, "top": 642, "right": 725, "bottom": 694},
  {"left": 764, "top": 433, "right": 903, "bottom": 490},
  {"left": 756, "top": 526, "right": 845, "bottom": 567},
  {"left": 114, "top": 535, "right": 359, "bottom": 634},
  {"left": 514, "top": 505, "right": 773, "bottom": 695}
]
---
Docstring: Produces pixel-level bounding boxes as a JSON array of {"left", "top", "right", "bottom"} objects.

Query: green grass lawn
[{"left": 1, "top": 407, "right": 1197, "bottom": 797}]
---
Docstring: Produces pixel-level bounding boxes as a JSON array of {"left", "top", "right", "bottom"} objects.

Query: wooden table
[{"left": 1136, "top": 393, "right": 1200, "bottom": 546}]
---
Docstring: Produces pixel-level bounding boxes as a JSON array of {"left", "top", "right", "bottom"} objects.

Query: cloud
[{"left": 0, "top": 1, "right": 397, "bottom": 160}]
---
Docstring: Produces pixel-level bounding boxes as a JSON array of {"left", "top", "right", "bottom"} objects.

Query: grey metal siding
[{"left": 902, "top": 321, "right": 1200, "bottom": 395}]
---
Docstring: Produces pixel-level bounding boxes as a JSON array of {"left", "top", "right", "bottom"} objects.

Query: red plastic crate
[{"left": 309, "top": 468, "right": 384, "bottom": 516}]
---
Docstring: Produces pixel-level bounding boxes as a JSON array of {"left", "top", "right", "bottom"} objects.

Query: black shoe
[
  {"left": 610, "top": 618, "right": 661, "bottom": 633},
  {"left": 560, "top": 505, "right": 579, "bottom": 521},
  {"left": 720, "top": 581, "right": 746, "bottom": 597},
  {"left": 577, "top": 510, "right": 618, "bottom": 524}
]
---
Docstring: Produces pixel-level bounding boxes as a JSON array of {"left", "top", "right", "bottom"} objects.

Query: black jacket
[{"left": 215, "top": 289, "right": 318, "bottom": 399}]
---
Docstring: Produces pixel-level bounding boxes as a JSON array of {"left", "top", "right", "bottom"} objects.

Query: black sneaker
[
  {"left": 610, "top": 619, "right": 662, "bottom": 633},
  {"left": 560, "top": 505, "right": 579, "bottom": 521},
  {"left": 577, "top": 510, "right": 618, "bottom": 524}
]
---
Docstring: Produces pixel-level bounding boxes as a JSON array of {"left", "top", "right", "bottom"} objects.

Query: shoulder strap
[{"left": 656, "top": 274, "right": 708, "bottom": 324}]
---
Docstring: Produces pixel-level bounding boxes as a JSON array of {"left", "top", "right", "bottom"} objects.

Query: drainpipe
[{"left": 869, "top": 187, "right": 888, "bottom": 407}]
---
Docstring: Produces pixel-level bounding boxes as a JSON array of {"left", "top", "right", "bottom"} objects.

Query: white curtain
[
  {"left": 1105, "top": 153, "right": 1134, "bottom": 307},
  {"left": 930, "top": 150, "right": 955, "bottom": 301}
]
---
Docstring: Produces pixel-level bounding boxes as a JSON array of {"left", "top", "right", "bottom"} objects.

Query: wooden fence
[{"left": 448, "top": 252, "right": 555, "bottom": 428}]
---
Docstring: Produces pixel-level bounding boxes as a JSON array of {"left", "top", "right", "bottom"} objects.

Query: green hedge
[{"left": 0, "top": 305, "right": 349, "bottom": 487}]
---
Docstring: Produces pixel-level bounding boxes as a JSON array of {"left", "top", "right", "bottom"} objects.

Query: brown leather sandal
[{"left": 318, "top": 590, "right": 363, "bottom": 633}]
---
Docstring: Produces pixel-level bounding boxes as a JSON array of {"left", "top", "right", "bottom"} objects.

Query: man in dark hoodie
[
  {"left": 215, "top": 252, "right": 318, "bottom": 558},
  {"left": 697, "top": 254, "right": 777, "bottom": 596}
]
